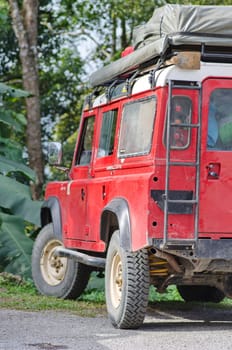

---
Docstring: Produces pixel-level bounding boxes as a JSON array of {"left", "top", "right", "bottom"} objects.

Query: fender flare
[
  {"left": 101, "top": 197, "right": 131, "bottom": 251},
  {"left": 41, "top": 196, "right": 62, "bottom": 240}
]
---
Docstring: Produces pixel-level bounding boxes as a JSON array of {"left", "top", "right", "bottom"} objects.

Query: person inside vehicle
[
  {"left": 171, "top": 103, "right": 189, "bottom": 148},
  {"left": 207, "top": 89, "right": 232, "bottom": 150},
  {"left": 207, "top": 102, "right": 218, "bottom": 148}
]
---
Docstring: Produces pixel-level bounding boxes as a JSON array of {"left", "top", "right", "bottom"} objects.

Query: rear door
[{"left": 199, "top": 78, "right": 232, "bottom": 236}]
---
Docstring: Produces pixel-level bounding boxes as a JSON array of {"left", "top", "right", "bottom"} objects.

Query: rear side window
[
  {"left": 168, "top": 96, "right": 192, "bottom": 149},
  {"left": 97, "top": 110, "right": 117, "bottom": 158},
  {"left": 118, "top": 96, "right": 156, "bottom": 158}
]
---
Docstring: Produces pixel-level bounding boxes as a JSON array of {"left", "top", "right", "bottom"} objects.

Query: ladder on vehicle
[{"left": 163, "top": 79, "right": 202, "bottom": 248}]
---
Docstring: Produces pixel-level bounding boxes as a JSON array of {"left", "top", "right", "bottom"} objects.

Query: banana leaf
[
  {"left": 0, "top": 212, "right": 33, "bottom": 278},
  {"left": 0, "top": 83, "right": 30, "bottom": 98},
  {"left": 0, "top": 156, "right": 35, "bottom": 180},
  {"left": 0, "top": 174, "right": 42, "bottom": 226},
  {"left": 0, "top": 109, "right": 23, "bottom": 132},
  {"left": 0, "top": 138, "right": 22, "bottom": 160}
]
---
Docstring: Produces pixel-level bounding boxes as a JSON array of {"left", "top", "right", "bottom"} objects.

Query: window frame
[{"left": 117, "top": 96, "right": 157, "bottom": 159}]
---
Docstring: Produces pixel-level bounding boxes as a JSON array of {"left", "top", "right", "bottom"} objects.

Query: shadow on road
[{"left": 141, "top": 301, "right": 232, "bottom": 331}]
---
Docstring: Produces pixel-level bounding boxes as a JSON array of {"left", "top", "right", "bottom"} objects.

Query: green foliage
[
  {"left": 0, "top": 83, "right": 30, "bottom": 97},
  {"left": 149, "top": 285, "right": 183, "bottom": 302},
  {"left": 0, "top": 136, "right": 22, "bottom": 160},
  {"left": 0, "top": 214, "right": 34, "bottom": 278},
  {"left": 0, "top": 180, "right": 41, "bottom": 278},
  {"left": 0, "top": 174, "right": 41, "bottom": 225},
  {"left": 0, "top": 1, "right": 18, "bottom": 77},
  {"left": 0, "top": 156, "right": 34, "bottom": 178},
  {"left": 80, "top": 272, "right": 105, "bottom": 303},
  {"left": 59, "top": 0, "right": 159, "bottom": 61},
  {"left": 0, "top": 109, "right": 25, "bottom": 133},
  {"left": 0, "top": 82, "right": 42, "bottom": 279},
  {"left": 80, "top": 289, "right": 105, "bottom": 303}
]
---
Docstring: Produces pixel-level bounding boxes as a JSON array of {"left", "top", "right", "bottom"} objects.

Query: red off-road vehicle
[{"left": 32, "top": 5, "right": 232, "bottom": 328}]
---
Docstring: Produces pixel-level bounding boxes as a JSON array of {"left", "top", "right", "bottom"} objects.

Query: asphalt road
[{"left": 1, "top": 303, "right": 232, "bottom": 350}]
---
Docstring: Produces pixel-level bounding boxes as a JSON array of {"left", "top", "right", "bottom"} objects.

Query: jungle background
[{"left": 0, "top": 0, "right": 230, "bottom": 284}]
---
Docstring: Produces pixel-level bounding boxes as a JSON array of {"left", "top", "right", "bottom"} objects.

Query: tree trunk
[
  {"left": 120, "top": 17, "right": 128, "bottom": 50},
  {"left": 8, "top": 0, "right": 44, "bottom": 199}
]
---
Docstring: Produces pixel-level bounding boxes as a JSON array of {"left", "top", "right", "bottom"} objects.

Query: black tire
[
  {"left": 177, "top": 285, "right": 225, "bottom": 303},
  {"left": 32, "top": 223, "right": 91, "bottom": 299},
  {"left": 105, "top": 230, "right": 150, "bottom": 329}
]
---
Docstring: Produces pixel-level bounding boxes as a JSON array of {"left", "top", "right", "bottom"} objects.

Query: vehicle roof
[{"left": 90, "top": 61, "right": 232, "bottom": 108}]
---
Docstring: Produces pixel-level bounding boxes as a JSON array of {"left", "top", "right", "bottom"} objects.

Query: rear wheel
[
  {"left": 32, "top": 223, "right": 91, "bottom": 299},
  {"left": 177, "top": 285, "right": 225, "bottom": 303},
  {"left": 105, "top": 230, "right": 150, "bottom": 329}
]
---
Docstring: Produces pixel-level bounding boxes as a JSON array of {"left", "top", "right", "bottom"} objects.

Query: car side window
[
  {"left": 207, "top": 88, "right": 232, "bottom": 150},
  {"left": 118, "top": 96, "right": 156, "bottom": 158},
  {"left": 76, "top": 116, "right": 95, "bottom": 165},
  {"left": 168, "top": 96, "right": 192, "bottom": 149},
  {"left": 97, "top": 110, "right": 117, "bottom": 158}
]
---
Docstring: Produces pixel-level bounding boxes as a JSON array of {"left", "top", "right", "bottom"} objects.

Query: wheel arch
[
  {"left": 41, "top": 196, "right": 62, "bottom": 240},
  {"left": 100, "top": 197, "right": 131, "bottom": 251}
]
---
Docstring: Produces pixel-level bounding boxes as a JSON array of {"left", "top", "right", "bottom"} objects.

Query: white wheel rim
[
  {"left": 110, "top": 252, "right": 123, "bottom": 309},
  {"left": 40, "top": 239, "right": 68, "bottom": 286}
]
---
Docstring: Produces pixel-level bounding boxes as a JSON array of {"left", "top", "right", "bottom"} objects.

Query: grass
[
  {"left": 1, "top": 272, "right": 232, "bottom": 317},
  {"left": 0, "top": 273, "right": 106, "bottom": 317}
]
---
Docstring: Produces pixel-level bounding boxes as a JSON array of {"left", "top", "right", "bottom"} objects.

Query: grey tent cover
[{"left": 90, "top": 4, "right": 232, "bottom": 87}]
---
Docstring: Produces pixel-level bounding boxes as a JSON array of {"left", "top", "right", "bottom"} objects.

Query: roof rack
[{"left": 201, "top": 44, "right": 232, "bottom": 63}]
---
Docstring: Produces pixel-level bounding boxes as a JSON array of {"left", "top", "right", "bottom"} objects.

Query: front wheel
[
  {"left": 105, "top": 230, "right": 150, "bottom": 329},
  {"left": 32, "top": 223, "right": 91, "bottom": 299}
]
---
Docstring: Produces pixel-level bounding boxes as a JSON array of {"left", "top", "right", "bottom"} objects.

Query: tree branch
[
  {"left": 8, "top": 0, "right": 28, "bottom": 54},
  {"left": 67, "top": 30, "right": 111, "bottom": 60}
]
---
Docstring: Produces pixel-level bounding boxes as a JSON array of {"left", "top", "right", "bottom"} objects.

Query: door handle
[
  {"left": 102, "top": 185, "right": 106, "bottom": 200},
  {"left": 81, "top": 188, "right": 85, "bottom": 200}
]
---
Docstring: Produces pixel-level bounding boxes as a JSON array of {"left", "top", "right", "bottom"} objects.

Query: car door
[
  {"left": 85, "top": 105, "right": 119, "bottom": 243},
  {"left": 65, "top": 115, "right": 96, "bottom": 243},
  {"left": 199, "top": 77, "right": 232, "bottom": 236}
]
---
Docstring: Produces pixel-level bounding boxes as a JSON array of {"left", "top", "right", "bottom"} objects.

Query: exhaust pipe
[{"left": 54, "top": 246, "right": 106, "bottom": 268}]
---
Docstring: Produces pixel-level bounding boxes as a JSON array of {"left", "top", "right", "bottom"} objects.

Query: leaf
[
  {"left": 0, "top": 156, "right": 35, "bottom": 180},
  {"left": 0, "top": 108, "right": 23, "bottom": 132},
  {"left": 0, "top": 83, "right": 30, "bottom": 98},
  {"left": 0, "top": 175, "right": 42, "bottom": 226},
  {"left": 13, "top": 112, "right": 27, "bottom": 127},
  {"left": 0, "top": 138, "right": 22, "bottom": 161},
  {"left": 0, "top": 213, "right": 33, "bottom": 278}
]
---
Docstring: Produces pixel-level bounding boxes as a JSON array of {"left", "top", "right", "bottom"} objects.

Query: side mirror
[{"left": 48, "top": 142, "right": 62, "bottom": 165}]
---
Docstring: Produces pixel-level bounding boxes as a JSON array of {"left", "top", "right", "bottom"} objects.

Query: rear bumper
[{"left": 152, "top": 238, "right": 232, "bottom": 260}]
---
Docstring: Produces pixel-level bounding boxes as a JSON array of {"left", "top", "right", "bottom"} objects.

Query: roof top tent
[{"left": 89, "top": 4, "right": 232, "bottom": 88}]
